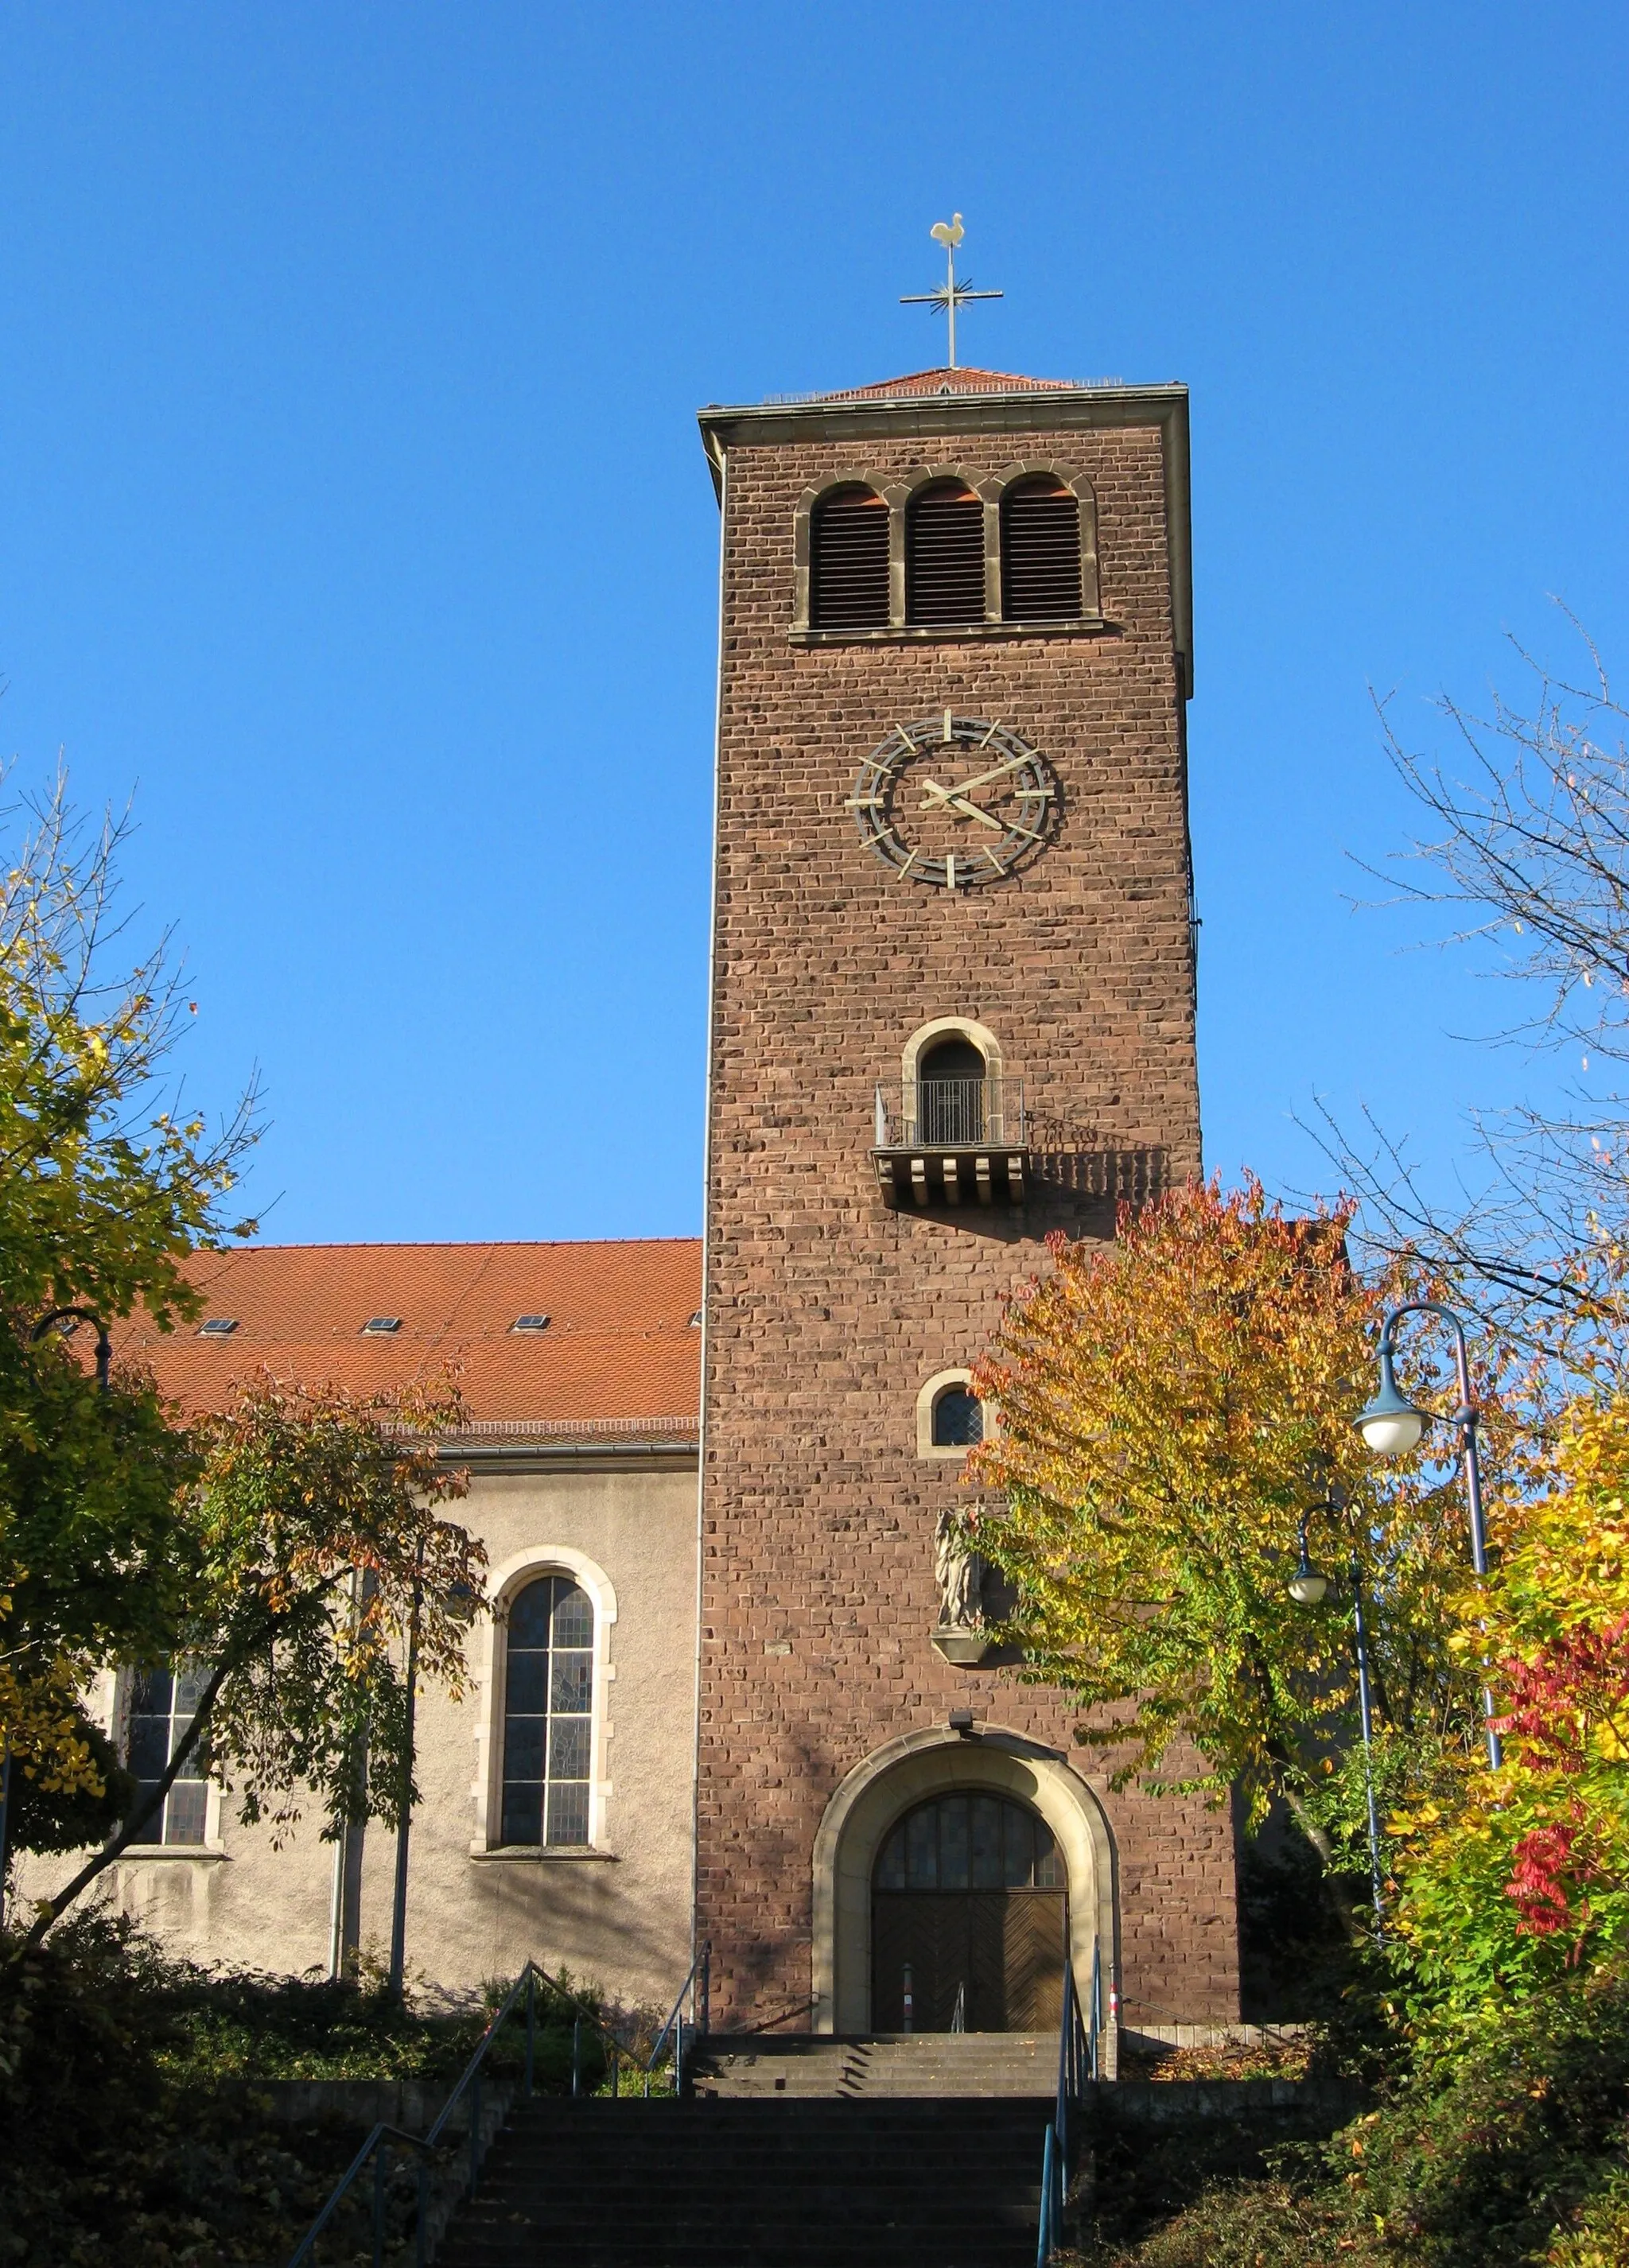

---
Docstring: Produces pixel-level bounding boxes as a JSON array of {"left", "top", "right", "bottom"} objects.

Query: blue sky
[{"left": 2, "top": 3, "right": 1624, "bottom": 1243}]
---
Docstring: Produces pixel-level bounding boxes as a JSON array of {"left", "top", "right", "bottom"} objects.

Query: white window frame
[
  {"left": 472, "top": 1547, "right": 617, "bottom": 1854},
  {"left": 108, "top": 1664, "right": 226, "bottom": 1856}
]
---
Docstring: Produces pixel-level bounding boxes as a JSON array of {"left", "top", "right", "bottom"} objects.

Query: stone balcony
[{"left": 870, "top": 1076, "right": 1029, "bottom": 1208}]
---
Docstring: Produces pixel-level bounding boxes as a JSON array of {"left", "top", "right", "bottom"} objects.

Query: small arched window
[
  {"left": 918, "top": 1034, "right": 987, "bottom": 1146},
  {"left": 932, "top": 1383, "right": 984, "bottom": 1448},
  {"left": 811, "top": 486, "right": 889, "bottom": 630},
  {"left": 501, "top": 1575, "right": 594, "bottom": 1847},
  {"left": 1001, "top": 476, "right": 1082, "bottom": 623},
  {"left": 907, "top": 480, "right": 985, "bottom": 627}
]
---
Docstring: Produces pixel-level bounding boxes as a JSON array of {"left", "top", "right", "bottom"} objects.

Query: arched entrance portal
[
  {"left": 811, "top": 1725, "right": 1118, "bottom": 2036},
  {"left": 872, "top": 1792, "right": 1067, "bottom": 2031}
]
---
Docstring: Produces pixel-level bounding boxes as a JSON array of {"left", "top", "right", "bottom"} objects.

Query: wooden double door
[{"left": 871, "top": 1792, "right": 1068, "bottom": 2033}]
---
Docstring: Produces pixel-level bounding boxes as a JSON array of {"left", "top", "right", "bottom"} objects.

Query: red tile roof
[
  {"left": 822, "top": 367, "right": 1079, "bottom": 400},
  {"left": 111, "top": 1241, "right": 703, "bottom": 1436}
]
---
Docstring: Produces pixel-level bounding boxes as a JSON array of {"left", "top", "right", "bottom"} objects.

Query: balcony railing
[
  {"left": 873, "top": 1077, "right": 1025, "bottom": 1151},
  {"left": 871, "top": 1078, "right": 1028, "bottom": 1208}
]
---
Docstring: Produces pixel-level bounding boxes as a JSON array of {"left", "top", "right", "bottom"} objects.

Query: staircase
[
  {"left": 692, "top": 2032, "right": 1054, "bottom": 2098},
  {"left": 436, "top": 2037, "right": 1057, "bottom": 2268}
]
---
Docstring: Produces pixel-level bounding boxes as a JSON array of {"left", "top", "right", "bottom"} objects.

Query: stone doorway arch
[{"left": 811, "top": 1726, "right": 1118, "bottom": 2034}]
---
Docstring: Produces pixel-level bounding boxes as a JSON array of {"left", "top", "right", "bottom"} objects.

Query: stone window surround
[
  {"left": 809, "top": 1723, "right": 1119, "bottom": 2037},
  {"left": 916, "top": 1369, "right": 996, "bottom": 1462},
  {"left": 791, "top": 460, "right": 1104, "bottom": 641},
  {"left": 471, "top": 1544, "right": 618, "bottom": 1858},
  {"left": 899, "top": 1013, "right": 1022, "bottom": 1156}
]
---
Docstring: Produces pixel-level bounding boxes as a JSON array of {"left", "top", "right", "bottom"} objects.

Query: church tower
[{"left": 694, "top": 347, "right": 1238, "bottom": 2040}]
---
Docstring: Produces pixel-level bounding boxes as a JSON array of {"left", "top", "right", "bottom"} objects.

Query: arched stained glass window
[{"left": 500, "top": 1575, "right": 594, "bottom": 1847}]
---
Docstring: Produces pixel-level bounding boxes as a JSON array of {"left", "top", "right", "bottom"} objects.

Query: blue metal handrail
[
  {"left": 1036, "top": 1940, "right": 1102, "bottom": 2267},
  {"left": 643, "top": 1940, "right": 712, "bottom": 2097},
  {"left": 284, "top": 1945, "right": 711, "bottom": 2266}
]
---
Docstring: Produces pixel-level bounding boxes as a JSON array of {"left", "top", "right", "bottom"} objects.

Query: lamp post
[
  {"left": 1, "top": 1306, "right": 114, "bottom": 1930},
  {"left": 1355, "top": 1300, "right": 1502, "bottom": 1770},
  {"left": 1289, "top": 1490, "right": 1386, "bottom": 1936}
]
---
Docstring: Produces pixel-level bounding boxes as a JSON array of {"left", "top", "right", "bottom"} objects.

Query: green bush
[
  {"left": 1081, "top": 1964, "right": 1629, "bottom": 2267},
  {"left": 0, "top": 1913, "right": 615, "bottom": 2266}
]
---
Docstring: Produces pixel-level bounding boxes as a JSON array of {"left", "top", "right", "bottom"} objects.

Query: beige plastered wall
[{"left": 18, "top": 1451, "right": 700, "bottom": 2013}]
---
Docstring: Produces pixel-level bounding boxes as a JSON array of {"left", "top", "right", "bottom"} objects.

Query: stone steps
[
  {"left": 691, "top": 2031, "right": 1057, "bottom": 2099},
  {"left": 435, "top": 2094, "right": 1056, "bottom": 2268}
]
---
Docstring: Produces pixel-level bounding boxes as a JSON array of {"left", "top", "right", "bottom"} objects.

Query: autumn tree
[
  {"left": 1390, "top": 1392, "right": 1629, "bottom": 2019},
  {"left": 17, "top": 1374, "right": 486, "bottom": 1953},
  {"left": 0, "top": 779, "right": 255, "bottom": 1835},
  {"left": 968, "top": 1177, "right": 1500, "bottom": 1872}
]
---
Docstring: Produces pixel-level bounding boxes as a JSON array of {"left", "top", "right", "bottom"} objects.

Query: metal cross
[{"left": 900, "top": 215, "right": 1002, "bottom": 371}]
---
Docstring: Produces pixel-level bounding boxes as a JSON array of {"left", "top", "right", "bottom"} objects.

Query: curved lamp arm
[{"left": 31, "top": 1305, "right": 112, "bottom": 1394}]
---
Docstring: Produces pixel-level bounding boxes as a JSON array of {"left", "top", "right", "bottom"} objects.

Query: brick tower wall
[{"left": 697, "top": 395, "right": 1239, "bottom": 2034}]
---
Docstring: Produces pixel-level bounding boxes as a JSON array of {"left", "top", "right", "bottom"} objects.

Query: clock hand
[
  {"left": 949, "top": 797, "right": 1005, "bottom": 832},
  {"left": 920, "top": 751, "right": 1035, "bottom": 808},
  {"left": 916, "top": 779, "right": 1006, "bottom": 831}
]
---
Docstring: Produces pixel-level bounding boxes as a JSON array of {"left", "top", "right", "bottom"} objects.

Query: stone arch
[
  {"left": 791, "top": 473, "right": 892, "bottom": 631},
  {"left": 900, "top": 1015, "right": 1005, "bottom": 1089},
  {"left": 915, "top": 1366, "right": 996, "bottom": 1460},
  {"left": 991, "top": 459, "right": 1102, "bottom": 621},
  {"left": 900, "top": 1016, "right": 1011, "bottom": 1146},
  {"left": 811, "top": 1724, "right": 1118, "bottom": 2033},
  {"left": 899, "top": 463, "right": 1003, "bottom": 627}
]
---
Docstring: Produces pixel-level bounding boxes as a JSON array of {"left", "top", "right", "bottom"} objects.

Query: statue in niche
[{"left": 934, "top": 1508, "right": 989, "bottom": 1636}]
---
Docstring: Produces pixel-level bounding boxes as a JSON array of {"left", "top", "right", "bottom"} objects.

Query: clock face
[{"left": 847, "top": 713, "right": 1059, "bottom": 891}]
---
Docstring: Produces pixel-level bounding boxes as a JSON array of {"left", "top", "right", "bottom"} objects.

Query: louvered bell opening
[
  {"left": 811, "top": 490, "right": 890, "bottom": 630},
  {"left": 907, "top": 485, "right": 986, "bottom": 627},
  {"left": 1001, "top": 481, "right": 1083, "bottom": 623}
]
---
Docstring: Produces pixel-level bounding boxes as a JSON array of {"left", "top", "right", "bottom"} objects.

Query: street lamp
[
  {"left": 1355, "top": 1300, "right": 1503, "bottom": 1770},
  {"left": 1289, "top": 1493, "right": 1385, "bottom": 1936}
]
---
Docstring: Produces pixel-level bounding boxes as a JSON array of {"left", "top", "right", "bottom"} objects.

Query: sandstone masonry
[{"left": 695, "top": 379, "right": 1239, "bottom": 2035}]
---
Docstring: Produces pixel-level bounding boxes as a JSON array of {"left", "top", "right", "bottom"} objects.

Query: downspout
[{"left": 690, "top": 421, "right": 729, "bottom": 2003}]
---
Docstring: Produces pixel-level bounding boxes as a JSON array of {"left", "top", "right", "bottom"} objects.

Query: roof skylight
[
  {"left": 361, "top": 1317, "right": 402, "bottom": 1334},
  {"left": 198, "top": 1318, "right": 239, "bottom": 1337},
  {"left": 511, "top": 1314, "right": 551, "bottom": 1333}
]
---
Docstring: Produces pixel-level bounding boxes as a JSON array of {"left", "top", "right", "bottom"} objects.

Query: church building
[{"left": 26, "top": 348, "right": 1240, "bottom": 2041}]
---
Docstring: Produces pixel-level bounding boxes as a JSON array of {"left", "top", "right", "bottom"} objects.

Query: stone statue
[{"left": 934, "top": 1509, "right": 988, "bottom": 1633}]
